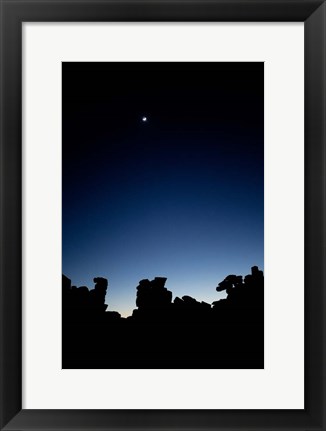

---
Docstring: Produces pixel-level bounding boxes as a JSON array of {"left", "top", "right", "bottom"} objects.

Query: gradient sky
[{"left": 63, "top": 62, "right": 264, "bottom": 317}]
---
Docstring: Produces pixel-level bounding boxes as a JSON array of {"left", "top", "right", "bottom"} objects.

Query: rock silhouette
[
  {"left": 63, "top": 266, "right": 264, "bottom": 369},
  {"left": 133, "top": 277, "right": 173, "bottom": 322}
]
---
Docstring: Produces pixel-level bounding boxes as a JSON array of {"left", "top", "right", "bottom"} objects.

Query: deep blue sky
[{"left": 63, "top": 62, "right": 264, "bottom": 317}]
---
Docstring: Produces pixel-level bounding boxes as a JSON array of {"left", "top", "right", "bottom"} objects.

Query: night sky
[{"left": 63, "top": 62, "right": 264, "bottom": 317}]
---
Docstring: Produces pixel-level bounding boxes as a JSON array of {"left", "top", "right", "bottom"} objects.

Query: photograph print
[{"left": 62, "top": 62, "right": 264, "bottom": 369}]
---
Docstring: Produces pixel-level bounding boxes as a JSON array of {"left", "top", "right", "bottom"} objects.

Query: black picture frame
[{"left": 0, "top": 0, "right": 325, "bottom": 430}]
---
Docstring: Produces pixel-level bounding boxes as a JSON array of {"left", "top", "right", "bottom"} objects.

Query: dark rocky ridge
[{"left": 62, "top": 266, "right": 264, "bottom": 368}]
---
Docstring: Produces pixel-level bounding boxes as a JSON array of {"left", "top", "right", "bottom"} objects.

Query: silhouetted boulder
[
  {"left": 135, "top": 277, "right": 172, "bottom": 310},
  {"left": 212, "top": 266, "right": 264, "bottom": 325},
  {"left": 90, "top": 277, "right": 108, "bottom": 313},
  {"left": 62, "top": 275, "right": 111, "bottom": 322},
  {"left": 173, "top": 297, "right": 184, "bottom": 307},
  {"left": 216, "top": 274, "right": 243, "bottom": 292},
  {"left": 172, "top": 295, "right": 212, "bottom": 323}
]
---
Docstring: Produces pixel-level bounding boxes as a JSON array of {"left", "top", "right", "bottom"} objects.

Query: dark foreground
[{"left": 62, "top": 267, "right": 264, "bottom": 369}]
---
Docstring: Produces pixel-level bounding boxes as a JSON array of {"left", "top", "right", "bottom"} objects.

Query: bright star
[{"left": 142, "top": 116, "right": 147, "bottom": 122}]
